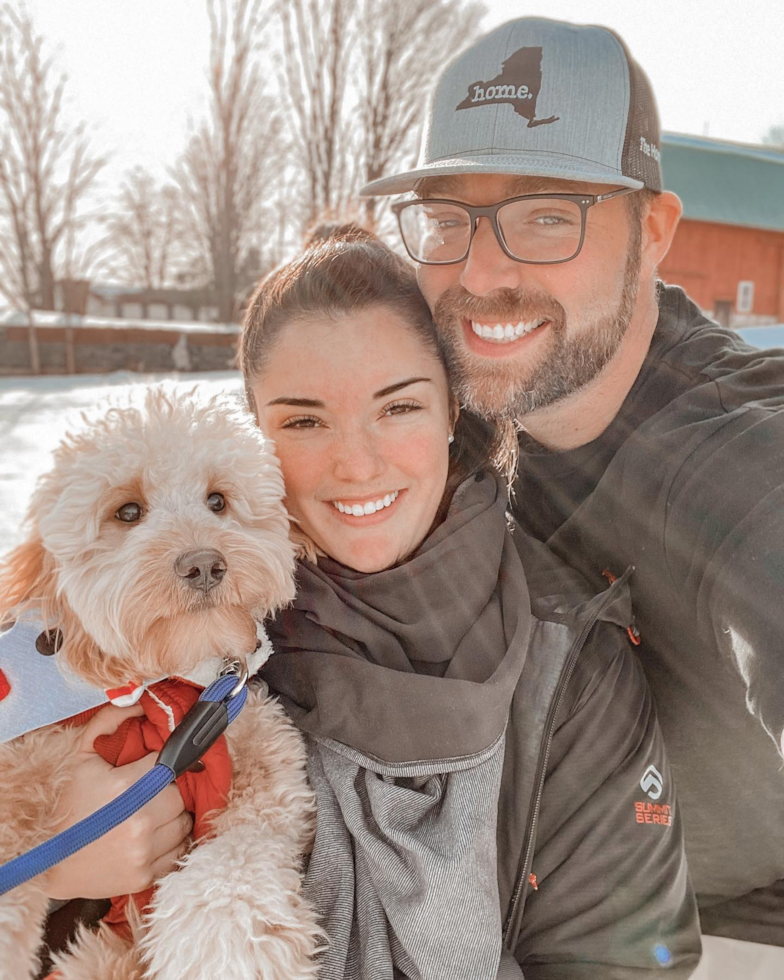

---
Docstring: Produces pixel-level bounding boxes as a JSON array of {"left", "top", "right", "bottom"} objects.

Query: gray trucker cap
[{"left": 361, "top": 17, "right": 662, "bottom": 196}]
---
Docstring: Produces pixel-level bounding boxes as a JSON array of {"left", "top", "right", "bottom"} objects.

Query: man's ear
[{"left": 641, "top": 190, "right": 682, "bottom": 276}]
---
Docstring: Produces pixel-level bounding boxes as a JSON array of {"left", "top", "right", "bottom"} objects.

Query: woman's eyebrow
[
  {"left": 267, "top": 378, "right": 432, "bottom": 407},
  {"left": 374, "top": 377, "right": 432, "bottom": 399},
  {"left": 266, "top": 396, "right": 325, "bottom": 408}
]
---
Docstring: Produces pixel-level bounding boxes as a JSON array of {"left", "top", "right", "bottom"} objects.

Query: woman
[
  {"left": 41, "top": 226, "right": 699, "bottom": 979},
  {"left": 240, "top": 224, "right": 700, "bottom": 979}
]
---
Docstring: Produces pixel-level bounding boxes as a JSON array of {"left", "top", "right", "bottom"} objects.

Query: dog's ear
[
  {"left": 55, "top": 600, "right": 131, "bottom": 689},
  {"left": 0, "top": 536, "right": 57, "bottom": 627},
  {"left": 0, "top": 536, "right": 128, "bottom": 688},
  {"left": 289, "top": 524, "right": 320, "bottom": 564}
]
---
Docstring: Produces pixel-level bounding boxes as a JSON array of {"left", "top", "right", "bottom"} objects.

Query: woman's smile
[{"left": 327, "top": 489, "right": 402, "bottom": 519}]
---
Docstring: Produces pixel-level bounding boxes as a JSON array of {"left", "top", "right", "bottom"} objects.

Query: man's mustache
[{"left": 433, "top": 285, "right": 565, "bottom": 328}]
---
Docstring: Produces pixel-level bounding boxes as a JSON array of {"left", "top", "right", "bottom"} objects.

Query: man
[{"left": 362, "top": 15, "right": 784, "bottom": 957}]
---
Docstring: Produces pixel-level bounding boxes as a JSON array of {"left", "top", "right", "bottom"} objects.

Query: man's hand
[{"left": 45, "top": 704, "right": 193, "bottom": 900}]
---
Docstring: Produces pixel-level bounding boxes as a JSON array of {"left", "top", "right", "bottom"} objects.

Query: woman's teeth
[
  {"left": 332, "top": 490, "right": 399, "bottom": 516},
  {"left": 471, "top": 319, "right": 545, "bottom": 343}
]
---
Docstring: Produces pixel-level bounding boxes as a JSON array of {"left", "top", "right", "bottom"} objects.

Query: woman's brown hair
[{"left": 241, "top": 223, "right": 514, "bottom": 520}]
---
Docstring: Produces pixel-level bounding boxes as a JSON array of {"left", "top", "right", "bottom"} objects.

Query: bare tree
[
  {"left": 357, "top": 0, "right": 484, "bottom": 228},
  {"left": 101, "top": 168, "right": 183, "bottom": 289},
  {"left": 279, "top": 0, "right": 484, "bottom": 233},
  {"left": 174, "top": 0, "right": 284, "bottom": 322},
  {"left": 0, "top": 3, "right": 105, "bottom": 310},
  {"left": 279, "top": 0, "right": 358, "bottom": 229}
]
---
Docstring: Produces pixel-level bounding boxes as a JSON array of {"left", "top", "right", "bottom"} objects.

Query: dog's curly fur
[{"left": 0, "top": 386, "right": 324, "bottom": 979}]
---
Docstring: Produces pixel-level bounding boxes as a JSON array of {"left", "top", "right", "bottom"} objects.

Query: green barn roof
[{"left": 661, "top": 133, "right": 784, "bottom": 233}]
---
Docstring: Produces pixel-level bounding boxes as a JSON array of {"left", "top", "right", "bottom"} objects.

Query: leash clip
[{"left": 157, "top": 660, "right": 248, "bottom": 779}]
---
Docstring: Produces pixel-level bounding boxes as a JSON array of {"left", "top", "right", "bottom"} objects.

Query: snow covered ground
[
  {"left": 2, "top": 371, "right": 784, "bottom": 978},
  {"left": 0, "top": 370, "right": 241, "bottom": 548}
]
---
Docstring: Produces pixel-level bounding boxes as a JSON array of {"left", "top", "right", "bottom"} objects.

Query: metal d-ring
[
  {"left": 219, "top": 658, "right": 249, "bottom": 699},
  {"left": 228, "top": 663, "right": 249, "bottom": 699}
]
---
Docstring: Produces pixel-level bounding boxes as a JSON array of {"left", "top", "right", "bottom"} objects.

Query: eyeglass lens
[{"left": 399, "top": 199, "right": 585, "bottom": 264}]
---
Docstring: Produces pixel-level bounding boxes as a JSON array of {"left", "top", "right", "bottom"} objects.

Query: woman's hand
[{"left": 45, "top": 704, "right": 193, "bottom": 901}]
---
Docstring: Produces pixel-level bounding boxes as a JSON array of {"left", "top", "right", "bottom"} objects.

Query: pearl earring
[{"left": 448, "top": 434, "right": 455, "bottom": 444}]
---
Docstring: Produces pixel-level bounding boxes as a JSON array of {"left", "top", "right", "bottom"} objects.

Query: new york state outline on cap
[{"left": 456, "top": 47, "right": 559, "bottom": 128}]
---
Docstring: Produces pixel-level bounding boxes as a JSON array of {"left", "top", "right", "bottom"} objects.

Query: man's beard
[{"left": 432, "top": 239, "right": 642, "bottom": 422}]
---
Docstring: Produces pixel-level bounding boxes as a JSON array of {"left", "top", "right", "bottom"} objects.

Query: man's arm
[
  {"left": 665, "top": 406, "right": 784, "bottom": 756},
  {"left": 514, "top": 624, "right": 701, "bottom": 978}
]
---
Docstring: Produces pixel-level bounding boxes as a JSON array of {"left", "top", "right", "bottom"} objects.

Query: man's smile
[
  {"left": 461, "top": 317, "right": 552, "bottom": 357},
  {"left": 469, "top": 318, "right": 548, "bottom": 343}
]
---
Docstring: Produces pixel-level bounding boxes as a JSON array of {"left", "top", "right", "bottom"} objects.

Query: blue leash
[{"left": 0, "top": 671, "right": 247, "bottom": 897}]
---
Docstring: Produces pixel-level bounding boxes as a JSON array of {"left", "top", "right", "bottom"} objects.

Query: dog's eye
[
  {"left": 116, "top": 502, "right": 143, "bottom": 523},
  {"left": 207, "top": 492, "right": 226, "bottom": 513}
]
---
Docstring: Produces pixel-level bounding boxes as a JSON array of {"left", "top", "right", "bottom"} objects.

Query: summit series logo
[
  {"left": 640, "top": 764, "right": 663, "bottom": 800},
  {"left": 456, "top": 46, "right": 559, "bottom": 128},
  {"left": 633, "top": 764, "right": 672, "bottom": 827}
]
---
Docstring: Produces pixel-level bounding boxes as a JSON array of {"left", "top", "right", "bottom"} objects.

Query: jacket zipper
[{"left": 502, "top": 582, "right": 624, "bottom": 948}]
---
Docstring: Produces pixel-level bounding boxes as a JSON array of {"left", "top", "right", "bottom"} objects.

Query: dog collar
[{"left": 0, "top": 617, "right": 273, "bottom": 743}]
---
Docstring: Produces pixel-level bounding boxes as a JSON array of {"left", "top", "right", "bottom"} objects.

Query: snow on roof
[
  {"left": 661, "top": 132, "right": 784, "bottom": 233},
  {"left": 664, "top": 133, "right": 784, "bottom": 165}
]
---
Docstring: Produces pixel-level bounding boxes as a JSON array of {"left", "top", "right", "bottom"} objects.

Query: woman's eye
[
  {"left": 383, "top": 400, "right": 422, "bottom": 417},
  {"left": 116, "top": 502, "right": 143, "bottom": 523},
  {"left": 207, "top": 492, "right": 226, "bottom": 513},
  {"left": 281, "top": 416, "right": 323, "bottom": 429}
]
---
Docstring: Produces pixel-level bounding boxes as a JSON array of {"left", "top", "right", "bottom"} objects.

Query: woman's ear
[
  {"left": 0, "top": 536, "right": 56, "bottom": 626},
  {"left": 449, "top": 397, "right": 460, "bottom": 436}
]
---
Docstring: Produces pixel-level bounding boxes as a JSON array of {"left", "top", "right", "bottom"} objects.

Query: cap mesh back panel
[{"left": 621, "top": 52, "right": 662, "bottom": 190}]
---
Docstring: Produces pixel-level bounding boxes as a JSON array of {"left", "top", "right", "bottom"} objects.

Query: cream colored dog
[{"left": 0, "top": 386, "right": 323, "bottom": 979}]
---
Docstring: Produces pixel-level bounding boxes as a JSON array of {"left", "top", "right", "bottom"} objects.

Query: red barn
[{"left": 659, "top": 133, "right": 784, "bottom": 328}]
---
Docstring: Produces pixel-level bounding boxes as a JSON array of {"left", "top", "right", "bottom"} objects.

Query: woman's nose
[{"left": 331, "top": 428, "right": 385, "bottom": 483}]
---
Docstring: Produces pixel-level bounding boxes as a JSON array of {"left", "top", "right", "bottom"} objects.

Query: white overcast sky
[{"left": 23, "top": 0, "right": 784, "bottom": 199}]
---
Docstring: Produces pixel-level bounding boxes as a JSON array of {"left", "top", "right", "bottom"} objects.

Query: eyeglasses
[{"left": 391, "top": 187, "right": 637, "bottom": 266}]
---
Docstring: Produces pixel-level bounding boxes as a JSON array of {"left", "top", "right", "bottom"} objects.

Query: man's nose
[{"left": 459, "top": 216, "right": 527, "bottom": 297}]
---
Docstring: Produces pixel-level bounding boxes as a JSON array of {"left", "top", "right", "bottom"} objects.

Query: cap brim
[{"left": 360, "top": 154, "right": 645, "bottom": 197}]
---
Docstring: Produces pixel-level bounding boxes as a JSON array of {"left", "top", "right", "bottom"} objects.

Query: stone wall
[{"left": 0, "top": 320, "right": 240, "bottom": 376}]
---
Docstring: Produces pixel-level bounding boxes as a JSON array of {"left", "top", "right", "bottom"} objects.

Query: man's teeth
[
  {"left": 332, "top": 490, "right": 399, "bottom": 516},
  {"left": 471, "top": 319, "right": 546, "bottom": 343}
]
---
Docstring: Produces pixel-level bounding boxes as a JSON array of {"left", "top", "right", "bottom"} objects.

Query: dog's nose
[{"left": 174, "top": 549, "right": 227, "bottom": 593}]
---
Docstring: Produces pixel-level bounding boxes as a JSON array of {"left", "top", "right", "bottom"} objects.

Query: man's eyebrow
[
  {"left": 416, "top": 175, "right": 462, "bottom": 197},
  {"left": 374, "top": 377, "right": 432, "bottom": 399},
  {"left": 266, "top": 396, "right": 325, "bottom": 408},
  {"left": 416, "top": 174, "right": 584, "bottom": 198},
  {"left": 507, "top": 175, "right": 586, "bottom": 194}
]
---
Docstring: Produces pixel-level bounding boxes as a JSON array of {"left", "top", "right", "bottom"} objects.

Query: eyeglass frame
[{"left": 391, "top": 186, "right": 638, "bottom": 266}]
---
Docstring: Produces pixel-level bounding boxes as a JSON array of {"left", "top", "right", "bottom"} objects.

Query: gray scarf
[{"left": 264, "top": 474, "right": 529, "bottom": 980}]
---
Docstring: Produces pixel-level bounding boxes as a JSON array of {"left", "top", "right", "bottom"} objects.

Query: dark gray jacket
[
  {"left": 500, "top": 530, "right": 700, "bottom": 978},
  {"left": 512, "top": 285, "right": 784, "bottom": 944}
]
